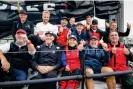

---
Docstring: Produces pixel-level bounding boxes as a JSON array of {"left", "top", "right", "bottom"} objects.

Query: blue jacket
[
  {"left": 72, "top": 30, "right": 88, "bottom": 43},
  {"left": 84, "top": 46, "right": 110, "bottom": 68}
]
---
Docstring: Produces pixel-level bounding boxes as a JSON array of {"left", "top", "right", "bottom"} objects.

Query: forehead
[
  {"left": 43, "top": 13, "right": 50, "bottom": 17},
  {"left": 90, "top": 39, "right": 98, "bottom": 41},
  {"left": 110, "top": 32, "right": 118, "bottom": 36},
  {"left": 45, "top": 34, "right": 53, "bottom": 36},
  {"left": 68, "top": 38, "right": 76, "bottom": 41}
]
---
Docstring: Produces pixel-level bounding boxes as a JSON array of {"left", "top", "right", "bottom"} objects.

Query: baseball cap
[
  {"left": 61, "top": 16, "right": 68, "bottom": 21},
  {"left": 92, "top": 19, "right": 98, "bottom": 25},
  {"left": 68, "top": 35, "right": 77, "bottom": 40},
  {"left": 45, "top": 31, "right": 57, "bottom": 38},
  {"left": 16, "top": 29, "right": 27, "bottom": 34},
  {"left": 90, "top": 36, "right": 98, "bottom": 40},
  {"left": 19, "top": 10, "right": 27, "bottom": 15}
]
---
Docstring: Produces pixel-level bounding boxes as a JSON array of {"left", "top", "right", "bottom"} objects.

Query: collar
[
  {"left": 44, "top": 43, "right": 53, "bottom": 48},
  {"left": 14, "top": 41, "right": 26, "bottom": 47},
  {"left": 109, "top": 41, "right": 120, "bottom": 47}
]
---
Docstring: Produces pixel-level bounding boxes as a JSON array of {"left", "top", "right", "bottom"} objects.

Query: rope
[
  {"left": 0, "top": 70, "right": 133, "bottom": 87},
  {"left": 1, "top": 48, "right": 125, "bottom": 53}
]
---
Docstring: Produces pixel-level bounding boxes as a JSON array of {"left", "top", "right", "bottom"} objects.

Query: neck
[
  {"left": 111, "top": 41, "right": 118, "bottom": 46},
  {"left": 21, "top": 20, "right": 26, "bottom": 23},
  {"left": 17, "top": 41, "right": 25, "bottom": 46},
  {"left": 43, "top": 21, "right": 48, "bottom": 24}
]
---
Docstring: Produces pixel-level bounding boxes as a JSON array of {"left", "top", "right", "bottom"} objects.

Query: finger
[{"left": 113, "top": 45, "right": 116, "bottom": 48}]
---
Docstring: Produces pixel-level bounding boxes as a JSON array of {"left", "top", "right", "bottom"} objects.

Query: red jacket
[
  {"left": 107, "top": 42, "right": 130, "bottom": 71},
  {"left": 56, "top": 26, "right": 69, "bottom": 47},
  {"left": 65, "top": 46, "right": 81, "bottom": 71}
]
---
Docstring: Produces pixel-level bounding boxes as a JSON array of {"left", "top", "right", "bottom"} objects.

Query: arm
[
  {"left": 118, "top": 23, "right": 131, "bottom": 36},
  {"left": 0, "top": 43, "right": 11, "bottom": 72},
  {"left": 12, "top": 21, "right": 17, "bottom": 40},
  {"left": 118, "top": 28, "right": 130, "bottom": 36},
  {"left": 61, "top": 52, "right": 67, "bottom": 67},
  {"left": 30, "top": 22, "right": 35, "bottom": 35}
]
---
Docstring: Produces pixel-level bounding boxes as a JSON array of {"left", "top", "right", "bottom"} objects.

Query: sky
[{"left": 124, "top": 0, "right": 133, "bottom": 38}]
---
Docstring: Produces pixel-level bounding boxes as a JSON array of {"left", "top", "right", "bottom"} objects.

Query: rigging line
[{"left": 1, "top": 48, "right": 125, "bottom": 53}]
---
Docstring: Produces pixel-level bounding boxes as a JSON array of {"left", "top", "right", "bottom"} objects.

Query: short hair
[
  {"left": 42, "top": 10, "right": 50, "bottom": 16},
  {"left": 110, "top": 21, "right": 117, "bottom": 25},
  {"left": 109, "top": 30, "right": 119, "bottom": 36},
  {"left": 86, "top": 16, "right": 91, "bottom": 19}
]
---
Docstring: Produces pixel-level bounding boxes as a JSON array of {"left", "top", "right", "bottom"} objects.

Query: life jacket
[
  {"left": 107, "top": 42, "right": 130, "bottom": 71},
  {"left": 6, "top": 42, "right": 32, "bottom": 70},
  {"left": 56, "top": 26, "right": 69, "bottom": 47},
  {"left": 90, "top": 31, "right": 100, "bottom": 41},
  {"left": 65, "top": 46, "right": 81, "bottom": 71}
]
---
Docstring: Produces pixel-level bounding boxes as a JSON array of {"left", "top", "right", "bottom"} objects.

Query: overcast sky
[{"left": 124, "top": 0, "right": 133, "bottom": 38}]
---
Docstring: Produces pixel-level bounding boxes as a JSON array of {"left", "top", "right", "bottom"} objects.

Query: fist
[
  {"left": 127, "top": 23, "right": 131, "bottom": 29},
  {"left": 106, "top": 22, "right": 110, "bottom": 28},
  {"left": 21, "top": 34, "right": 28, "bottom": 42},
  {"left": 112, "top": 45, "right": 116, "bottom": 54},
  {"left": 123, "top": 46, "right": 130, "bottom": 55}
]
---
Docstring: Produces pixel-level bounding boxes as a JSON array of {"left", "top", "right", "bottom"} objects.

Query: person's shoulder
[
  {"left": 36, "top": 22, "right": 43, "bottom": 26},
  {"left": 26, "top": 20, "right": 34, "bottom": 24}
]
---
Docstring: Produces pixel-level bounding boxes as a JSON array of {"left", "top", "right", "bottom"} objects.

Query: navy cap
[
  {"left": 68, "top": 35, "right": 77, "bottom": 40},
  {"left": 45, "top": 31, "right": 57, "bottom": 38},
  {"left": 92, "top": 19, "right": 98, "bottom": 25},
  {"left": 90, "top": 36, "right": 98, "bottom": 40},
  {"left": 19, "top": 10, "right": 27, "bottom": 15}
]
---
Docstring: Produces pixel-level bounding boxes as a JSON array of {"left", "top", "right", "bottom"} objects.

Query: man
[
  {"left": 72, "top": 22, "right": 89, "bottom": 45},
  {"left": 106, "top": 31, "right": 133, "bottom": 89},
  {"left": 67, "top": 17, "right": 76, "bottom": 33},
  {"left": 107, "top": 31, "right": 133, "bottom": 71},
  {"left": 12, "top": 10, "right": 34, "bottom": 40},
  {"left": 56, "top": 17, "right": 71, "bottom": 48},
  {"left": 35, "top": 10, "right": 58, "bottom": 35},
  {"left": 87, "top": 19, "right": 106, "bottom": 41},
  {"left": 79, "top": 36, "right": 116, "bottom": 89},
  {"left": 29, "top": 31, "right": 62, "bottom": 89},
  {"left": 104, "top": 21, "right": 131, "bottom": 43},
  {"left": 29, "top": 10, "right": 58, "bottom": 47},
  {"left": 0, "top": 29, "right": 36, "bottom": 88}
]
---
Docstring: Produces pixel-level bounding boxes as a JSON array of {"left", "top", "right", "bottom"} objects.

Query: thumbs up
[
  {"left": 127, "top": 23, "right": 131, "bottom": 29},
  {"left": 112, "top": 45, "right": 116, "bottom": 54},
  {"left": 123, "top": 46, "right": 130, "bottom": 55}
]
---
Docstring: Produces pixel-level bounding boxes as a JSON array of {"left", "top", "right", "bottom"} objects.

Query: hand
[
  {"left": 60, "top": 9, "right": 64, "bottom": 13},
  {"left": 65, "top": 65, "right": 70, "bottom": 71},
  {"left": 59, "top": 26, "right": 63, "bottom": 33},
  {"left": 127, "top": 23, "right": 131, "bottom": 29},
  {"left": 77, "top": 43, "right": 84, "bottom": 51},
  {"left": 80, "top": 40, "right": 86, "bottom": 45},
  {"left": 106, "top": 22, "right": 110, "bottom": 28},
  {"left": 112, "top": 45, "right": 116, "bottom": 54},
  {"left": 45, "top": 66, "right": 55, "bottom": 72},
  {"left": 21, "top": 34, "right": 29, "bottom": 42},
  {"left": 37, "top": 65, "right": 48, "bottom": 74},
  {"left": 123, "top": 46, "right": 130, "bottom": 55},
  {"left": 101, "top": 43, "right": 109, "bottom": 52},
  {"left": 37, "top": 30, "right": 44, "bottom": 35},
  {"left": 86, "top": 25, "right": 90, "bottom": 30},
  {"left": 1, "top": 59, "right": 10, "bottom": 72}
]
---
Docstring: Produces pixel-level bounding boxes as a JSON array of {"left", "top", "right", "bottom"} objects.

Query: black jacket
[
  {"left": 12, "top": 19, "right": 34, "bottom": 40},
  {"left": 5, "top": 42, "right": 33, "bottom": 70},
  {"left": 32, "top": 43, "right": 62, "bottom": 70}
]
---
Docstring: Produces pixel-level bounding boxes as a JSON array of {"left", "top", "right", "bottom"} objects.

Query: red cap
[{"left": 16, "top": 29, "right": 27, "bottom": 34}]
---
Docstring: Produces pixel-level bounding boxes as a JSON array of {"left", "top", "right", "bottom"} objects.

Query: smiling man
[
  {"left": 12, "top": 10, "right": 34, "bottom": 40},
  {"left": 29, "top": 31, "right": 62, "bottom": 89}
]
